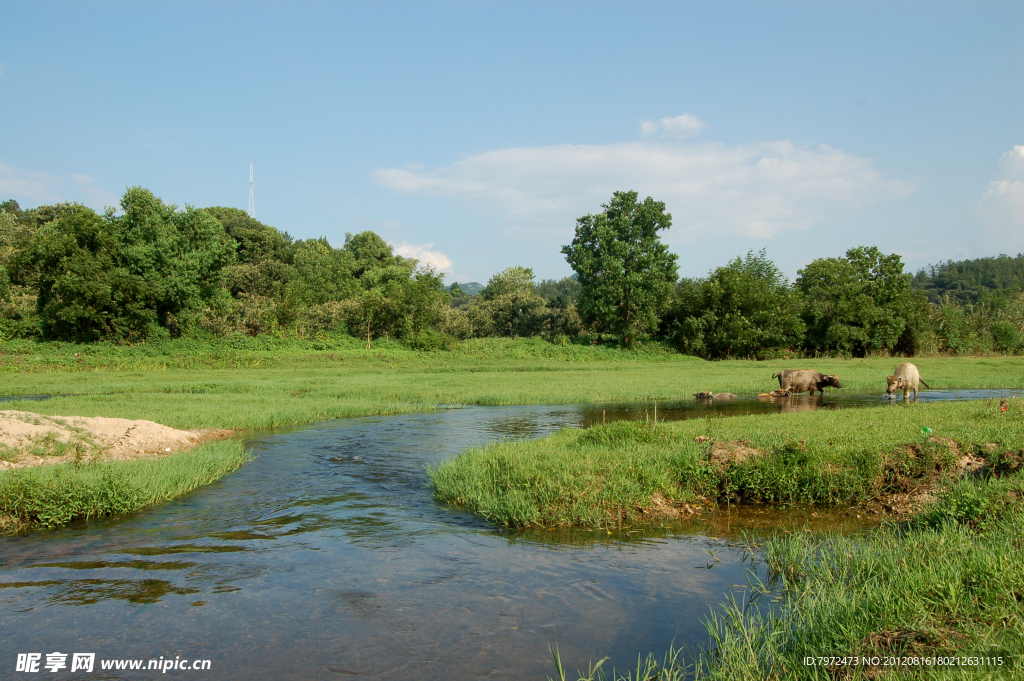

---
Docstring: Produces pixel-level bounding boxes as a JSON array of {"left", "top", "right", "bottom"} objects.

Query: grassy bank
[
  {"left": 551, "top": 475, "right": 1024, "bottom": 680},
  {"left": 429, "top": 400, "right": 1023, "bottom": 528},
  {"left": 701, "top": 477, "right": 1024, "bottom": 680},
  {"left": 0, "top": 439, "right": 249, "bottom": 534},
  {"left": 3, "top": 336, "right": 1024, "bottom": 431}
]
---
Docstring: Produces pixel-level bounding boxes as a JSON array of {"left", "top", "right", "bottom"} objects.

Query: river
[{"left": 1, "top": 390, "right": 1018, "bottom": 679}]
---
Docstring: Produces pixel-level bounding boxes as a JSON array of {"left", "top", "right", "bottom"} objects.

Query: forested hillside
[
  {"left": 913, "top": 254, "right": 1024, "bottom": 304},
  {"left": 2, "top": 190, "right": 1023, "bottom": 357}
]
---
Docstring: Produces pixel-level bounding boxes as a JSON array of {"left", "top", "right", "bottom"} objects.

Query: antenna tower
[{"left": 248, "top": 163, "right": 255, "bottom": 218}]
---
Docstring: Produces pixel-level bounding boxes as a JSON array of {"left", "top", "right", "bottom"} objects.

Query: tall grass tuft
[{"left": 0, "top": 440, "right": 249, "bottom": 533}]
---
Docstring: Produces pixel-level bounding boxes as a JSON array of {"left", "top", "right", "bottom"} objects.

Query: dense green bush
[{"left": 669, "top": 250, "right": 804, "bottom": 359}]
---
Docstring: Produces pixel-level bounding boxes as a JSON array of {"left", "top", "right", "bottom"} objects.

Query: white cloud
[
  {"left": 0, "top": 163, "right": 120, "bottom": 211},
  {"left": 640, "top": 114, "right": 708, "bottom": 139},
  {"left": 0, "top": 163, "right": 61, "bottom": 203},
  {"left": 978, "top": 145, "right": 1024, "bottom": 254},
  {"left": 390, "top": 241, "right": 454, "bottom": 274},
  {"left": 999, "top": 145, "right": 1024, "bottom": 175},
  {"left": 82, "top": 185, "right": 121, "bottom": 210},
  {"left": 374, "top": 136, "right": 913, "bottom": 240}
]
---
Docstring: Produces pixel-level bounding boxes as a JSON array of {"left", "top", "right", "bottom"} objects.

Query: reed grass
[{"left": 0, "top": 439, "right": 249, "bottom": 533}]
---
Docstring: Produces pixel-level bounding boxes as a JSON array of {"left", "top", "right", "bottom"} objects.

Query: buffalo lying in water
[
  {"left": 757, "top": 389, "right": 792, "bottom": 398},
  {"left": 772, "top": 369, "right": 842, "bottom": 396}
]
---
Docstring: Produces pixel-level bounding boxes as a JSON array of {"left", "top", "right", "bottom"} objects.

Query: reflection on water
[
  {"left": 576, "top": 388, "right": 1024, "bottom": 425},
  {"left": 0, "top": 578, "right": 201, "bottom": 606},
  {"left": 0, "top": 391, "right": 1015, "bottom": 679}
]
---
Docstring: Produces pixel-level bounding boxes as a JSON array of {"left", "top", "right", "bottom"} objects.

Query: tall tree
[
  {"left": 797, "top": 246, "right": 925, "bottom": 356},
  {"left": 562, "top": 191, "right": 678, "bottom": 345}
]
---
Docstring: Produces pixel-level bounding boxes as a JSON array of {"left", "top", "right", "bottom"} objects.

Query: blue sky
[{"left": 2, "top": 1, "right": 1022, "bottom": 284}]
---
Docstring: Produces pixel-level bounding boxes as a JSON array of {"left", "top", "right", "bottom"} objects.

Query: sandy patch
[
  {"left": 707, "top": 440, "right": 761, "bottom": 474},
  {"left": 640, "top": 492, "right": 703, "bottom": 520},
  {"left": 0, "top": 410, "right": 232, "bottom": 470}
]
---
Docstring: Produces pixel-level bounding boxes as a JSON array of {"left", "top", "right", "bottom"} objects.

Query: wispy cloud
[
  {"left": 640, "top": 114, "right": 708, "bottom": 139},
  {"left": 0, "top": 163, "right": 61, "bottom": 203},
  {"left": 978, "top": 145, "right": 1024, "bottom": 254},
  {"left": 0, "top": 163, "right": 120, "bottom": 211},
  {"left": 374, "top": 125, "right": 914, "bottom": 240},
  {"left": 390, "top": 241, "right": 454, "bottom": 274}
]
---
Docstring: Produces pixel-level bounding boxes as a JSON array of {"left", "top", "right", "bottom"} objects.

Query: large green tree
[
  {"left": 562, "top": 191, "right": 678, "bottom": 345},
  {"left": 26, "top": 189, "right": 236, "bottom": 341},
  {"left": 670, "top": 250, "right": 805, "bottom": 359},
  {"left": 797, "top": 246, "right": 926, "bottom": 356}
]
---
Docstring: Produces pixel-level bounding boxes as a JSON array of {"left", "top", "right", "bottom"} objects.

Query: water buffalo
[
  {"left": 772, "top": 369, "right": 842, "bottom": 395},
  {"left": 886, "top": 362, "right": 930, "bottom": 400},
  {"left": 757, "top": 389, "right": 791, "bottom": 399},
  {"left": 694, "top": 392, "right": 736, "bottom": 400}
]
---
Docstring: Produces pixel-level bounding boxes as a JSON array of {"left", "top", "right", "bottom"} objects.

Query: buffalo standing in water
[
  {"left": 886, "top": 362, "right": 930, "bottom": 400},
  {"left": 772, "top": 369, "right": 842, "bottom": 396}
]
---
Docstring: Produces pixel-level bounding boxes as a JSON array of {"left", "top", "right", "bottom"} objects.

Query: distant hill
[
  {"left": 913, "top": 254, "right": 1024, "bottom": 304},
  {"left": 449, "top": 281, "right": 484, "bottom": 296}
]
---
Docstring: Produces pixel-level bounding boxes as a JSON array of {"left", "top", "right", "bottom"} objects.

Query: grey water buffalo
[
  {"left": 772, "top": 369, "right": 842, "bottom": 395},
  {"left": 886, "top": 362, "right": 930, "bottom": 400},
  {"left": 694, "top": 392, "right": 736, "bottom": 400}
]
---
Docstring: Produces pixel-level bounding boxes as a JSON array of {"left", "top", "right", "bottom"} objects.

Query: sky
[{"left": 1, "top": 1, "right": 1022, "bottom": 285}]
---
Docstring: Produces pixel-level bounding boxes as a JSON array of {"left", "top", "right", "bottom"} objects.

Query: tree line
[{"left": 1, "top": 189, "right": 1022, "bottom": 357}]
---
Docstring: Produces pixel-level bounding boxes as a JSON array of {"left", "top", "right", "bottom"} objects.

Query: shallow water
[
  {"left": 577, "top": 388, "right": 1024, "bottom": 424},
  {"left": 0, "top": 394, "right": 52, "bottom": 403},
  {"left": 0, "top": 406, "right": 770, "bottom": 680},
  {"left": 0, "top": 390, "right": 1016, "bottom": 679}
]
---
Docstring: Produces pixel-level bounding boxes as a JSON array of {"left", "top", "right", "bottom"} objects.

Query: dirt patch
[
  {"left": 957, "top": 453, "right": 987, "bottom": 474},
  {"left": 707, "top": 440, "right": 761, "bottom": 474},
  {"left": 927, "top": 436, "right": 960, "bottom": 455},
  {"left": 843, "top": 627, "right": 966, "bottom": 679},
  {"left": 991, "top": 449, "right": 1024, "bottom": 476},
  {"left": 640, "top": 492, "right": 702, "bottom": 519},
  {"left": 0, "top": 410, "right": 232, "bottom": 470},
  {"left": 858, "top": 490, "right": 936, "bottom": 519}
]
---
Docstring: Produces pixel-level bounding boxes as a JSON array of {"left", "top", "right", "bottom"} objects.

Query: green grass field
[{"left": 2, "top": 336, "right": 1022, "bottom": 431}]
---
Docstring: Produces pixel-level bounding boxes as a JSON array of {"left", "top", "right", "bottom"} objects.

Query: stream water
[{"left": 1, "top": 390, "right": 1019, "bottom": 679}]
